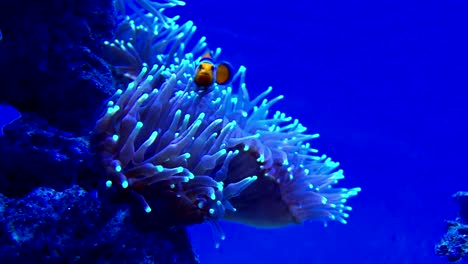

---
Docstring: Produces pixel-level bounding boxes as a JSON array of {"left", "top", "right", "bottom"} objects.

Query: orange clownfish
[{"left": 194, "top": 51, "right": 233, "bottom": 93}]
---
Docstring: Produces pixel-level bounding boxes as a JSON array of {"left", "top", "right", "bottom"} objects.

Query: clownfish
[{"left": 194, "top": 51, "right": 233, "bottom": 93}]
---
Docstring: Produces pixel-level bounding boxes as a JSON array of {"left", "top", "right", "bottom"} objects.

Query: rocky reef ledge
[
  {"left": 435, "top": 191, "right": 468, "bottom": 263},
  {"left": 0, "top": 0, "right": 199, "bottom": 263}
]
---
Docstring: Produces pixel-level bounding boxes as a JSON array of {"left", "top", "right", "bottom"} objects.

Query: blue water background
[{"left": 1, "top": 0, "right": 467, "bottom": 263}]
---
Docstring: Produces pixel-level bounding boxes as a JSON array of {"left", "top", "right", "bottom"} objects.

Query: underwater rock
[
  {"left": 0, "top": 0, "right": 199, "bottom": 262},
  {"left": 435, "top": 191, "right": 468, "bottom": 263},
  {"left": 0, "top": 113, "right": 89, "bottom": 197},
  {"left": 0, "top": 185, "right": 199, "bottom": 264},
  {"left": 0, "top": 0, "right": 116, "bottom": 133}
]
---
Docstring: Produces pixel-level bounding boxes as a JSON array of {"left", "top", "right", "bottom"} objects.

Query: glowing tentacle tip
[
  {"left": 321, "top": 197, "right": 328, "bottom": 204},
  {"left": 105, "top": 180, "right": 112, "bottom": 188},
  {"left": 122, "top": 180, "right": 129, "bottom": 189},
  {"left": 155, "top": 165, "right": 164, "bottom": 172},
  {"left": 145, "top": 206, "right": 152, "bottom": 213},
  {"left": 136, "top": 121, "right": 143, "bottom": 129}
]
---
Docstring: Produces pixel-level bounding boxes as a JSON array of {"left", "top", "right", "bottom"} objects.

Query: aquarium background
[{"left": 1, "top": 0, "right": 467, "bottom": 263}]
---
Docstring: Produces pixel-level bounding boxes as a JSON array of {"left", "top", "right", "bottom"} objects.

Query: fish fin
[
  {"left": 201, "top": 51, "right": 213, "bottom": 61},
  {"left": 216, "top": 61, "right": 233, "bottom": 85}
]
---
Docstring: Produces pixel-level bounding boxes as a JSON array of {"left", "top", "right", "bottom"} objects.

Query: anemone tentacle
[{"left": 95, "top": 0, "right": 361, "bottom": 246}]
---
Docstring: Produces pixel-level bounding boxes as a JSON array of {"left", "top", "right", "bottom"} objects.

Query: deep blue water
[{"left": 2, "top": 0, "right": 467, "bottom": 263}]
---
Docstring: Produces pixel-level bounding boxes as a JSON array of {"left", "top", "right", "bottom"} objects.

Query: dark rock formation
[
  {"left": 0, "top": 113, "right": 90, "bottom": 197},
  {"left": 0, "top": 0, "right": 116, "bottom": 134},
  {"left": 435, "top": 191, "right": 468, "bottom": 263},
  {"left": 0, "top": 0, "right": 200, "bottom": 262},
  {"left": 0, "top": 186, "right": 199, "bottom": 263}
]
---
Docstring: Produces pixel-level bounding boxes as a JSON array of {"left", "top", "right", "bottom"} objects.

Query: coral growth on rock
[
  {"left": 0, "top": 186, "right": 198, "bottom": 263},
  {"left": 435, "top": 191, "right": 468, "bottom": 263}
]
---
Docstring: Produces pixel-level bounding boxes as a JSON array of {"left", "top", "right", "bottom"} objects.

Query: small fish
[
  {"left": 194, "top": 51, "right": 233, "bottom": 93},
  {"left": 0, "top": 29, "right": 2, "bottom": 41}
]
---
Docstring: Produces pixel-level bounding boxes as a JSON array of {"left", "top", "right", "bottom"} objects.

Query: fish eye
[{"left": 210, "top": 65, "right": 214, "bottom": 70}]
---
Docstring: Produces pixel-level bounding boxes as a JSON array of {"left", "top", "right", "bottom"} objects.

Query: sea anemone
[
  {"left": 103, "top": 0, "right": 198, "bottom": 80},
  {"left": 93, "top": 0, "right": 361, "bottom": 247},
  {"left": 114, "top": 0, "right": 186, "bottom": 26}
]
